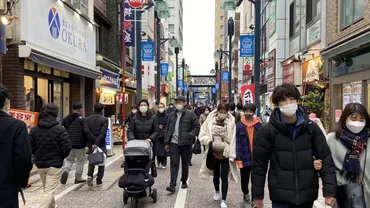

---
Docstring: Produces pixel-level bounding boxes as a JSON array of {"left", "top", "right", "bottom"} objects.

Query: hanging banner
[
  {"left": 168, "top": 71, "right": 173, "bottom": 81},
  {"left": 9, "top": 109, "right": 39, "bottom": 133},
  {"left": 240, "top": 35, "right": 255, "bottom": 57},
  {"left": 241, "top": 84, "right": 255, "bottom": 105},
  {"left": 160, "top": 63, "right": 169, "bottom": 76},
  {"left": 184, "top": 84, "right": 188, "bottom": 93},
  {"left": 212, "top": 88, "right": 216, "bottom": 94},
  {"left": 215, "top": 82, "right": 220, "bottom": 90},
  {"left": 122, "top": 1, "right": 135, "bottom": 46},
  {"left": 221, "top": 71, "right": 229, "bottom": 82},
  {"left": 142, "top": 41, "right": 155, "bottom": 61},
  {"left": 178, "top": 80, "right": 184, "bottom": 88}
]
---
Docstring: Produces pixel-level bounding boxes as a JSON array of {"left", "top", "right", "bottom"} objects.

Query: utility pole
[
  {"left": 254, "top": 1, "right": 261, "bottom": 116},
  {"left": 155, "top": 11, "right": 161, "bottom": 103},
  {"left": 175, "top": 47, "right": 179, "bottom": 96},
  {"left": 228, "top": 17, "right": 234, "bottom": 103},
  {"left": 135, "top": 11, "right": 142, "bottom": 104}
]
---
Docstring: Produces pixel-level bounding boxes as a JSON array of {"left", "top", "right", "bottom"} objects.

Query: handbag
[
  {"left": 88, "top": 147, "right": 106, "bottom": 166},
  {"left": 206, "top": 143, "right": 216, "bottom": 170},
  {"left": 193, "top": 138, "right": 201, "bottom": 154},
  {"left": 336, "top": 144, "right": 368, "bottom": 208}
]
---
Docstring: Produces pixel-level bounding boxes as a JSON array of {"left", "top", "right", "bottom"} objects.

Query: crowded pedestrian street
[{"left": 17, "top": 146, "right": 327, "bottom": 208}]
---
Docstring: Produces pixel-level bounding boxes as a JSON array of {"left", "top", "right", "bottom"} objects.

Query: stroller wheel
[
  {"left": 152, "top": 188, "right": 158, "bottom": 203},
  {"left": 123, "top": 190, "right": 128, "bottom": 204}
]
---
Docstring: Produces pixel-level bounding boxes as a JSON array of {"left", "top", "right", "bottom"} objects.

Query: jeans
[
  {"left": 38, "top": 167, "right": 63, "bottom": 208},
  {"left": 272, "top": 201, "right": 314, "bottom": 208},
  {"left": 63, "top": 148, "right": 86, "bottom": 180},
  {"left": 169, "top": 143, "right": 191, "bottom": 187},
  {"left": 213, "top": 158, "right": 229, "bottom": 200},
  {"left": 240, "top": 166, "right": 252, "bottom": 195}
]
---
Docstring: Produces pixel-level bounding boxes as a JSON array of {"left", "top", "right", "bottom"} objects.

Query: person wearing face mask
[
  {"left": 235, "top": 103, "right": 262, "bottom": 206},
  {"left": 167, "top": 103, "right": 175, "bottom": 115},
  {"left": 122, "top": 106, "right": 138, "bottom": 127},
  {"left": 199, "top": 106, "right": 212, "bottom": 126},
  {"left": 164, "top": 95, "right": 200, "bottom": 193},
  {"left": 324, "top": 103, "right": 370, "bottom": 207},
  {"left": 194, "top": 102, "right": 204, "bottom": 119},
  {"left": 228, "top": 102, "right": 241, "bottom": 124},
  {"left": 0, "top": 84, "right": 33, "bottom": 208},
  {"left": 199, "top": 103, "right": 238, "bottom": 208},
  {"left": 156, "top": 103, "right": 169, "bottom": 169},
  {"left": 252, "top": 83, "right": 336, "bottom": 208}
]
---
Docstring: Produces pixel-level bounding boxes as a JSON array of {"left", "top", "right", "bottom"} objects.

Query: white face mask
[
  {"left": 279, "top": 103, "right": 298, "bottom": 117},
  {"left": 139, "top": 106, "right": 148, "bottom": 113},
  {"left": 158, "top": 108, "right": 164, "bottom": 113},
  {"left": 204, "top": 111, "right": 210, "bottom": 115},
  {"left": 217, "top": 113, "right": 227, "bottom": 120},
  {"left": 346, "top": 121, "right": 366, "bottom": 134},
  {"left": 132, "top": 109, "right": 138, "bottom": 114},
  {"left": 176, "top": 104, "right": 183, "bottom": 111}
]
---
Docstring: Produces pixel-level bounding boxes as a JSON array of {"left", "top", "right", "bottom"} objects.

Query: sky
[{"left": 183, "top": 0, "right": 215, "bottom": 75}]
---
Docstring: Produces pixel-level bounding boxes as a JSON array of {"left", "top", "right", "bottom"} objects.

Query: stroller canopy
[{"left": 124, "top": 140, "right": 152, "bottom": 157}]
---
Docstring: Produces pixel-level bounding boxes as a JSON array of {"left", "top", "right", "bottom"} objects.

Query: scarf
[{"left": 339, "top": 130, "right": 368, "bottom": 183}]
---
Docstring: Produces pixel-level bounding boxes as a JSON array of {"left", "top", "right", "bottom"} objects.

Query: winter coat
[
  {"left": 156, "top": 111, "right": 169, "bottom": 157},
  {"left": 62, "top": 113, "right": 89, "bottom": 149},
  {"left": 0, "top": 111, "right": 33, "bottom": 208},
  {"left": 165, "top": 109, "right": 200, "bottom": 146},
  {"left": 85, "top": 112, "right": 108, "bottom": 149},
  {"left": 199, "top": 113, "right": 208, "bottom": 126},
  {"left": 167, "top": 107, "right": 175, "bottom": 115},
  {"left": 127, "top": 113, "right": 159, "bottom": 141},
  {"left": 252, "top": 107, "right": 336, "bottom": 205},
  {"left": 199, "top": 110, "right": 239, "bottom": 183},
  {"left": 194, "top": 107, "right": 203, "bottom": 119},
  {"left": 123, "top": 112, "right": 136, "bottom": 126},
  {"left": 236, "top": 117, "right": 262, "bottom": 168},
  {"left": 327, "top": 132, "right": 370, "bottom": 206},
  {"left": 29, "top": 114, "right": 72, "bottom": 169},
  {"left": 232, "top": 111, "right": 241, "bottom": 124}
]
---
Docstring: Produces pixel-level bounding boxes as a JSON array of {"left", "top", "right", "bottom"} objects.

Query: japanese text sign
[{"left": 240, "top": 35, "right": 254, "bottom": 57}]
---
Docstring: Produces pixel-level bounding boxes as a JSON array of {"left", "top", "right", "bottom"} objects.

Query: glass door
[{"left": 53, "top": 82, "right": 63, "bottom": 122}]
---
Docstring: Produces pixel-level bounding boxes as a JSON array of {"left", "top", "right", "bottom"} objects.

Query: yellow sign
[
  {"left": 9, "top": 109, "right": 39, "bottom": 133},
  {"left": 184, "top": 70, "right": 189, "bottom": 83}
]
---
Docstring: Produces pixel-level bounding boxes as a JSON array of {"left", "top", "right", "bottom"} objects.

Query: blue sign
[
  {"left": 122, "top": 2, "right": 135, "bottom": 46},
  {"left": 160, "top": 63, "right": 169, "bottom": 76},
  {"left": 142, "top": 41, "right": 155, "bottom": 61},
  {"left": 212, "top": 88, "right": 216, "bottom": 94},
  {"left": 221, "top": 71, "right": 229, "bottom": 82},
  {"left": 240, "top": 35, "right": 254, "bottom": 57},
  {"left": 100, "top": 69, "right": 121, "bottom": 90},
  {"left": 215, "top": 83, "right": 220, "bottom": 90},
  {"left": 178, "top": 80, "right": 184, "bottom": 88},
  {"left": 184, "top": 84, "right": 188, "bottom": 93}
]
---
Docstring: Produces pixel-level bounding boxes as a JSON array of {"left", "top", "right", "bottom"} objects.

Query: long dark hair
[
  {"left": 217, "top": 103, "right": 229, "bottom": 112},
  {"left": 335, "top": 103, "right": 370, "bottom": 137}
]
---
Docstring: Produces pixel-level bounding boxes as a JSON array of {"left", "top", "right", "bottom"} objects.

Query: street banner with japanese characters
[
  {"left": 240, "top": 35, "right": 254, "bottom": 57},
  {"left": 160, "top": 63, "right": 169, "bottom": 76},
  {"left": 241, "top": 84, "right": 255, "bottom": 105},
  {"left": 142, "top": 41, "right": 155, "bottom": 61},
  {"left": 122, "top": 0, "right": 135, "bottom": 46},
  {"left": 9, "top": 109, "right": 39, "bottom": 133}
]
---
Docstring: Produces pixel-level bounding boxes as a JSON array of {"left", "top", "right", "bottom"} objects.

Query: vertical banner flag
[
  {"left": 142, "top": 41, "right": 155, "bottom": 61},
  {"left": 221, "top": 71, "right": 229, "bottom": 82},
  {"left": 212, "top": 88, "right": 216, "bottom": 94},
  {"left": 160, "top": 63, "right": 169, "bottom": 76},
  {"left": 215, "top": 82, "right": 220, "bottom": 90},
  {"left": 240, "top": 35, "right": 255, "bottom": 57},
  {"left": 184, "top": 84, "right": 188, "bottom": 93},
  {"left": 122, "top": 1, "right": 135, "bottom": 46},
  {"left": 241, "top": 84, "right": 255, "bottom": 105},
  {"left": 178, "top": 80, "right": 184, "bottom": 88}
]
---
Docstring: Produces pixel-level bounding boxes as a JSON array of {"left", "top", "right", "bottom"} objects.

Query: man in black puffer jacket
[
  {"left": 29, "top": 103, "right": 71, "bottom": 208},
  {"left": 60, "top": 103, "right": 93, "bottom": 185},
  {"left": 252, "top": 83, "right": 336, "bottom": 208},
  {"left": 85, "top": 103, "right": 108, "bottom": 187}
]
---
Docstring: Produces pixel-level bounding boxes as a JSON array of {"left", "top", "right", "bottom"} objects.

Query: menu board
[{"left": 9, "top": 109, "right": 39, "bottom": 133}]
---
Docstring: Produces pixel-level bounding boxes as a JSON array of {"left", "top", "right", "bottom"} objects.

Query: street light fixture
[{"left": 222, "top": 0, "right": 236, "bottom": 11}]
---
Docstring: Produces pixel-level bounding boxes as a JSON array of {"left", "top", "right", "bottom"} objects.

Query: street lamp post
[
  {"left": 228, "top": 17, "right": 234, "bottom": 103},
  {"left": 182, "top": 58, "right": 185, "bottom": 96},
  {"left": 155, "top": 11, "right": 161, "bottom": 104},
  {"left": 175, "top": 47, "right": 179, "bottom": 96}
]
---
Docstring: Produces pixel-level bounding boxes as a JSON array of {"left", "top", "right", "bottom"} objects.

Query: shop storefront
[{"left": 1, "top": 0, "right": 99, "bottom": 120}]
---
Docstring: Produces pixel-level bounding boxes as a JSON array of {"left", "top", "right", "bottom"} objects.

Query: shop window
[
  {"left": 37, "top": 79, "right": 49, "bottom": 111},
  {"left": 306, "top": 0, "right": 321, "bottom": 25},
  {"left": 54, "top": 82, "right": 63, "bottom": 122},
  {"left": 24, "top": 76, "right": 35, "bottom": 112},
  {"left": 341, "top": 0, "right": 364, "bottom": 29},
  {"left": 63, "top": 83, "right": 70, "bottom": 118},
  {"left": 38, "top": 64, "right": 51, "bottom": 74},
  {"left": 66, "top": 0, "right": 88, "bottom": 16},
  {"left": 24, "top": 60, "right": 35, "bottom": 71}
]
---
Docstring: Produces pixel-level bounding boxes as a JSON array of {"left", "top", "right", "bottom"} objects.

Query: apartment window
[
  {"left": 220, "top": 44, "right": 224, "bottom": 49},
  {"left": 306, "top": 0, "right": 321, "bottom": 24},
  {"left": 341, "top": 0, "right": 364, "bottom": 29},
  {"left": 220, "top": 35, "right": 224, "bottom": 39},
  {"left": 96, "top": 27, "right": 100, "bottom": 52},
  {"left": 289, "top": 2, "right": 295, "bottom": 38},
  {"left": 221, "top": 16, "right": 224, "bottom": 20},
  {"left": 220, "top": 25, "right": 224, "bottom": 30},
  {"left": 168, "top": 7, "right": 174, "bottom": 16},
  {"left": 169, "top": 24, "right": 175, "bottom": 33},
  {"left": 66, "top": 0, "right": 88, "bottom": 16}
]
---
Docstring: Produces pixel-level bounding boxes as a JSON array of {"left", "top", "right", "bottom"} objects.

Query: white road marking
[
  {"left": 55, "top": 155, "right": 123, "bottom": 200},
  {"left": 173, "top": 178, "right": 189, "bottom": 208}
]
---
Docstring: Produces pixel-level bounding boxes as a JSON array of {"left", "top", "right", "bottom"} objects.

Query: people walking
[
  {"left": 199, "top": 103, "right": 238, "bottom": 208},
  {"left": 194, "top": 102, "right": 204, "bottom": 119},
  {"left": 199, "top": 106, "right": 211, "bottom": 126},
  {"left": 85, "top": 103, "right": 108, "bottom": 187},
  {"left": 0, "top": 84, "right": 33, "bottom": 208},
  {"left": 235, "top": 103, "right": 262, "bottom": 206},
  {"left": 122, "top": 106, "right": 138, "bottom": 127},
  {"left": 156, "top": 103, "right": 169, "bottom": 169},
  {"left": 252, "top": 83, "right": 336, "bottom": 208},
  {"left": 228, "top": 102, "right": 241, "bottom": 124},
  {"left": 167, "top": 103, "right": 175, "bottom": 115},
  {"left": 326, "top": 103, "right": 370, "bottom": 207},
  {"left": 165, "top": 95, "right": 200, "bottom": 193},
  {"left": 29, "top": 103, "right": 71, "bottom": 208},
  {"left": 60, "top": 103, "right": 91, "bottom": 185}
]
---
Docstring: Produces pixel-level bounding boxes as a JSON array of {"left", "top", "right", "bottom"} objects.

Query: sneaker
[
  {"left": 96, "top": 181, "right": 103, "bottom": 187},
  {"left": 181, "top": 182, "right": 188, "bottom": 189},
  {"left": 74, "top": 179, "right": 86, "bottom": 184},
  {"left": 158, "top": 164, "right": 163, "bottom": 169},
  {"left": 166, "top": 185, "right": 176, "bottom": 193},
  {"left": 189, "top": 162, "right": 193, "bottom": 166},
  {"left": 213, "top": 192, "right": 220, "bottom": 201},
  {"left": 251, "top": 202, "right": 257, "bottom": 208},
  {"left": 60, "top": 171, "right": 68, "bottom": 185},
  {"left": 87, "top": 176, "right": 93, "bottom": 187},
  {"left": 220, "top": 200, "right": 227, "bottom": 208},
  {"left": 162, "top": 165, "right": 167, "bottom": 169},
  {"left": 243, "top": 194, "right": 251, "bottom": 204}
]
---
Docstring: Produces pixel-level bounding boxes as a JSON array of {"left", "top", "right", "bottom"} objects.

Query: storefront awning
[
  {"left": 31, "top": 50, "right": 101, "bottom": 79},
  {"left": 321, "top": 29, "right": 370, "bottom": 59},
  {"left": 96, "top": 54, "right": 135, "bottom": 79}
]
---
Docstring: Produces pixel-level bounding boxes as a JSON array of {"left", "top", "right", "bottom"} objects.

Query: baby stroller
[{"left": 118, "top": 140, "right": 157, "bottom": 208}]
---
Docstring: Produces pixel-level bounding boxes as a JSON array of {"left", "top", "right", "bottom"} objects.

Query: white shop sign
[
  {"left": 307, "top": 20, "right": 321, "bottom": 46},
  {"left": 21, "top": 0, "right": 97, "bottom": 72}
]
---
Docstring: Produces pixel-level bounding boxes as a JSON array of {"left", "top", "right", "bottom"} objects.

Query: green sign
[{"left": 268, "top": 0, "right": 276, "bottom": 37}]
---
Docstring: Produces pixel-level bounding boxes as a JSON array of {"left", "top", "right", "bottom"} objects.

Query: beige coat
[{"left": 198, "top": 110, "right": 239, "bottom": 183}]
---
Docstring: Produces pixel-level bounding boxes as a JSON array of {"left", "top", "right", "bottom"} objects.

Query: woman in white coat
[{"left": 199, "top": 103, "right": 238, "bottom": 208}]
